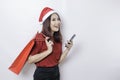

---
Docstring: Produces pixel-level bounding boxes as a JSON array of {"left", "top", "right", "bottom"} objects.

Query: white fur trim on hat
[{"left": 40, "top": 11, "right": 57, "bottom": 24}]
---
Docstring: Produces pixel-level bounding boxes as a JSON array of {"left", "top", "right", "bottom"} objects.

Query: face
[{"left": 50, "top": 13, "right": 61, "bottom": 33}]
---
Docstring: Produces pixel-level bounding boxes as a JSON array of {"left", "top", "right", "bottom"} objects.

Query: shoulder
[{"left": 34, "top": 32, "right": 46, "bottom": 41}]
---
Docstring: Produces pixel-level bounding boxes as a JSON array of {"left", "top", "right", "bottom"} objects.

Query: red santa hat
[{"left": 39, "top": 7, "right": 57, "bottom": 24}]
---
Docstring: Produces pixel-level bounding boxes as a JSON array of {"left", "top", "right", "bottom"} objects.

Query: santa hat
[{"left": 39, "top": 7, "right": 57, "bottom": 24}]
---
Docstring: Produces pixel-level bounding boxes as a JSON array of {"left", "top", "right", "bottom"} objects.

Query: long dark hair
[{"left": 41, "top": 13, "right": 62, "bottom": 43}]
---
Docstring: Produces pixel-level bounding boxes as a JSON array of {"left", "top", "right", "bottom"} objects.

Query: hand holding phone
[
  {"left": 65, "top": 34, "right": 76, "bottom": 48},
  {"left": 69, "top": 34, "right": 76, "bottom": 42}
]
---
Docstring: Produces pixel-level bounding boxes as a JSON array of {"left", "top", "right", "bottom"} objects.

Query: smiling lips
[{"left": 54, "top": 26, "right": 59, "bottom": 29}]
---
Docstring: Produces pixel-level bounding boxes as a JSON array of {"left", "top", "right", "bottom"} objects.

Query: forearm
[
  {"left": 28, "top": 50, "right": 51, "bottom": 64},
  {"left": 59, "top": 48, "right": 70, "bottom": 63}
]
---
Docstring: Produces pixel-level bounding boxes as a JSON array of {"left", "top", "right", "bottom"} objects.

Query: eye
[
  {"left": 57, "top": 18, "right": 60, "bottom": 21},
  {"left": 52, "top": 18, "right": 56, "bottom": 21}
]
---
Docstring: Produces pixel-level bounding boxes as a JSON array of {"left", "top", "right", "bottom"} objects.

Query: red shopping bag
[{"left": 8, "top": 39, "right": 35, "bottom": 75}]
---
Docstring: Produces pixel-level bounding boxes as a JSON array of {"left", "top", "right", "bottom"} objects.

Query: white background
[{"left": 0, "top": 0, "right": 120, "bottom": 80}]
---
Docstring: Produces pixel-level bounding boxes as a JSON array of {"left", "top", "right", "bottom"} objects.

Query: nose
[{"left": 55, "top": 20, "right": 61, "bottom": 26}]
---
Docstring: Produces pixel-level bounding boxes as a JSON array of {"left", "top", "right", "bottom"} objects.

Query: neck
[{"left": 51, "top": 31, "right": 54, "bottom": 36}]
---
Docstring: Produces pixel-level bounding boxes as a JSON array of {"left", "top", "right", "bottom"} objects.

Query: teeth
[{"left": 55, "top": 26, "right": 58, "bottom": 28}]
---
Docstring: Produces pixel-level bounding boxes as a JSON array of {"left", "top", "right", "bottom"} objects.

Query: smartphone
[
  {"left": 65, "top": 34, "right": 76, "bottom": 47},
  {"left": 69, "top": 34, "right": 76, "bottom": 42}
]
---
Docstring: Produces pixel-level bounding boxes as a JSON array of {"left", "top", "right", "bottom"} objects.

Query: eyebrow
[{"left": 51, "top": 17, "right": 59, "bottom": 19}]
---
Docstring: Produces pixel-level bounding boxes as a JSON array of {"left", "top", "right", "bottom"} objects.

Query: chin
[{"left": 53, "top": 29, "right": 59, "bottom": 32}]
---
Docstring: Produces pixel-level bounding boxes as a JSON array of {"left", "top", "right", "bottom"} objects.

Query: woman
[{"left": 28, "top": 7, "right": 73, "bottom": 80}]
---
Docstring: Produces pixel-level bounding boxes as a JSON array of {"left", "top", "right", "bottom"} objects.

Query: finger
[
  {"left": 49, "top": 41, "right": 54, "bottom": 45},
  {"left": 69, "top": 41, "right": 73, "bottom": 45},
  {"left": 65, "top": 43, "right": 68, "bottom": 48},
  {"left": 67, "top": 40, "right": 70, "bottom": 44},
  {"left": 67, "top": 40, "right": 72, "bottom": 44},
  {"left": 46, "top": 37, "right": 50, "bottom": 40},
  {"left": 45, "top": 37, "right": 50, "bottom": 42}
]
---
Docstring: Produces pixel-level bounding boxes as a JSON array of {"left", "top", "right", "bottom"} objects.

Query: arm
[
  {"left": 28, "top": 37, "right": 53, "bottom": 64},
  {"left": 28, "top": 49, "right": 51, "bottom": 64},
  {"left": 59, "top": 41, "right": 73, "bottom": 63}
]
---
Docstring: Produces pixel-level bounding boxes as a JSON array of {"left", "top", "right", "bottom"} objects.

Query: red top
[{"left": 30, "top": 33, "right": 62, "bottom": 67}]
